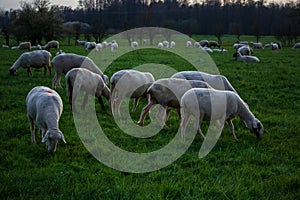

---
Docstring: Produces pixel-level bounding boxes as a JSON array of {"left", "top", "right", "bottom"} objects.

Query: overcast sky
[{"left": 0, "top": 0, "right": 297, "bottom": 10}]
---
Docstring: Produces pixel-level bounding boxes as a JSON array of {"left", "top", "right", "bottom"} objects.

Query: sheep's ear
[
  {"left": 42, "top": 132, "right": 49, "bottom": 143},
  {"left": 60, "top": 132, "right": 66, "bottom": 144}
]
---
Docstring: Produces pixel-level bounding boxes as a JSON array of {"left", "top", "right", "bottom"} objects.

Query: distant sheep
[
  {"left": 186, "top": 41, "right": 192, "bottom": 48},
  {"left": 194, "top": 42, "right": 201, "bottom": 48},
  {"left": 292, "top": 43, "right": 300, "bottom": 49},
  {"left": 18, "top": 42, "right": 31, "bottom": 51},
  {"left": 207, "top": 41, "right": 220, "bottom": 48},
  {"left": 51, "top": 53, "right": 108, "bottom": 88},
  {"left": 236, "top": 45, "right": 253, "bottom": 56},
  {"left": 250, "top": 42, "right": 263, "bottom": 49},
  {"left": 163, "top": 41, "right": 169, "bottom": 48},
  {"left": 26, "top": 86, "right": 66, "bottom": 153},
  {"left": 44, "top": 40, "right": 59, "bottom": 51},
  {"left": 65, "top": 68, "right": 110, "bottom": 112},
  {"left": 110, "top": 70, "right": 155, "bottom": 116},
  {"left": 10, "top": 50, "right": 52, "bottom": 76},
  {"left": 158, "top": 42, "right": 163, "bottom": 48},
  {"left": 110, "top": 42, "right": 118, "bottom": 52},
  {"left": 95, "top": 43, "right": 102, "bottom": 52},
  {"left": 234, "top": 52, "right": 260, "bottom": 62},
  {"left": 199, "top": 40, "right": 209, "bottom": 47},
  {"left": 264, "top": 42, "right": 280, "bottom": 50},
  {"left": 85, "top": 42, "right": 96, "bottom": 51},
  {"left": 180, "top": 88, "right": 264, "bottom": 140},
  {"left": 137, "top": 78, "right": 212, "bottom": 127},
  {"left": 233, "top": 43, "right": 246, "bottom": 49},
  {"left": 170, "top": 41, "right": 176, "bottom": 48},
  {"left": 76, "top": 40, "right": 86, "bottom": 46},
  {"left": 131, "top": 41, "right": 138, "bottom": 48},
  {"left": 203, "top": 46, "right": 213, "bottom": 53}
]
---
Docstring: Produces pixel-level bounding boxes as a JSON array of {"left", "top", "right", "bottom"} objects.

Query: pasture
[{"left": 0, "top": 35, "right": 299, "bottom": 199}]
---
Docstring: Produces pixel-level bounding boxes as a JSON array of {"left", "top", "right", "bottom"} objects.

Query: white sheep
[
  {"left": 85, "top": 42, "right": 96, "bottom": 51},
  {"left": 163, "top": 41, "right": 169, "bottom": 48},
  {"left": 233, "top": 43, "right": 246, "bottom": 49},
  {"left": 95, "top": 43, "right": 103, "bottom": 52},
  {"left": 292, "top": 42, "right": 300, "bottom": 49},
  {"left": 171, "top": 71, "right": 237, "bottom": 93},
  {"left": 264, "top": 42, "right": 280, "bottom": 50},
  {"left": 212, "top": 48, "right": 227, "bottom": 52},
  {"left": 32, "top": 44, "right": 42, "bottom": 50},
  {"left": 202, "top": 46, "right": 213, "bottom": 53},
  {"left": 65, "top": 68, "right": 110, "bottom": 112},
  {"left": 186, "top": 41, "right": 192, "bottom": 48},
  {"left": 170, "top": 41, "right": 176, "bottom": 48},
  {"left": 131, "top": 41, "right": 138, "bottom": 48},
  {"left": 26, "top": 86, "right": 66, "bottom": 153},
  {"left": 76, "top": 40, "right": 86, "bottom": 46},
  {"left": 18, "top": 42, "right": 31, "bottom": 51},
  {"left": 194, "top": 42, "right": 201, "bottom": 48},
  {"left": 102, "top": 41, "right": 108, "bottom": 48},
  {"left": 110, "top": 42, "right": 118, "bottom": 52},
  {"left": 234, "top": 52, "right": 260, "bottom": 62},
  {"left": 44, "top": 40, "right": 59, "bottom": 51},
  {"left": 237, "top": 45, "right": 253, "bottom": 55},
  {"left": 157, "top": 42, "right": 164, "bottom": 48},
  {"left": 180, "top": 88, "right": 264, "bottom": 140},
  {"left": 137, "top": 78, "right": 212, "bottom": 127},
  {"left": 10, "top": 50, "right": 52, "bottom": 76},
  {"left": 51, "top": 53, "right": 108, "bottom": 88},
  {"left": 110, "top": 70, "right": 155, "bottom": 116},
  {"left": 250, "top": 41, "right": 263, "bottom": 49}
]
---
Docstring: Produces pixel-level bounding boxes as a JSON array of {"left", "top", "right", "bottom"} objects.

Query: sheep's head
[
  {"left": 250, "top": 119, "right": 264, "bottom": 139},
  {"left": 42, "top": 129, "right": 66, "bottom": 153},
  {"left": 9, "top": 68, "right": 17, "bottom": 75}
]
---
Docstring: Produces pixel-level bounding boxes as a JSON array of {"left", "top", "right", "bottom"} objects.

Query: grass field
[{"left": 0, "top": 35, "right": 299, "bottom": 199}]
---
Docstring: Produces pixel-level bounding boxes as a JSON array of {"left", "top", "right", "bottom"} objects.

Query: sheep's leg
[
  {"left": 195, "top": 115, "right": 205, "bottom": 139},
  {"left": 72, "top": 86, "right": 79, "bottom": 113},
  {"left": 137, "top": 101, "right": 156, "bottom": 126},
  {"left": 48, "top": 65, "right": 52, "bottom": 76},
  {"left": 97, "top": 96, "right": 105, "bottom": 110},
  {"left": 27, "top": 68, "right": 32, "bottom": 76},
  {"left": 81, "top": 93, "right": 89, "bottom": 110},
  {"left": 156, "top": 105, "right": 167, "bottom": 129},
  {"left": 176, "top": 108, "right": 181, "bottom": 121},
  {"left": 43, "top": 66, "right": 47, "bottom": 76},
  {"left": 38, "top": 129, "right": 43, "bottom": 142},
  {"left": 28, "top": 117, "right": 35, "bottom": 144},
  {"left": 180, "top": 113, "right": 191, "bottom": 141},
  {"left": 52, "top": 73, "right": 58, "bottom": 88},
  {"left": 131, "top": 98, "right": 140, "bottom": 113},
  {"left": 227, "top": 119, "right": 237, "bottom": 139}
]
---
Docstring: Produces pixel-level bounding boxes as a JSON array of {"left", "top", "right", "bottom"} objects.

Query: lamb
[
  {"left": 65, "top": 68, "right": 110, "bottom": 112},
  {"left": 44, "top": 40, "right": 59, "bottom": 51},
  {"left": 131, "top": 41, "right": 138, "bottom": 48},
  {"left": 234, "top": 52, "right": 260, "bottom": 62},
  {"left": 180, "top": 88, "right": 264, "bottom": 140},
  {"left": 137, "top": 78, "right": 212, "bottom": 127},
  {"left": 110, "top": 70, "right": 155, "bottom": 116},
  {"left": 292, "top": 43, "right": 300, "bottom": 49},
  {"left": 18, "top": 42, "right": 31, "bottom": 51},
  {"left": 26, "top": 86, "right": 66, "bottom": 153},
  {"left": 10, "top": 50, "right": 52, "bottom": 76},
  {"left": 51, "top": 53, "right": 108, "bottom": 88},
  {"left": 171, "top": 71, "right": 237, "bottom": 93},
  {"left": 207, "top": 41, "right": 220, "bottom": 48},
  {"left": 170, "top": 41, "right": 176, "bottom": 48}
]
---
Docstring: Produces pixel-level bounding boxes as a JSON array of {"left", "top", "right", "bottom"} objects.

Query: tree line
[{"left": 1, "top": 0, "right": 299, "bottom": 46}]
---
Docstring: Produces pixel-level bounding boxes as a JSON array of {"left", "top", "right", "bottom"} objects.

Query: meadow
[{"left": 0, "top": 35, "right": 299, "bottom": 199}]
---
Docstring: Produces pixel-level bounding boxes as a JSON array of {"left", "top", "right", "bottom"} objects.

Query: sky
[{"left": 0, "top": 0, "right": 297, "bottom": 10}]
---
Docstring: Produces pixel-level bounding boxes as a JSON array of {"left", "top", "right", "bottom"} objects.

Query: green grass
[{"left": 0, "top": 35, "right": 299, "bottom": 199}]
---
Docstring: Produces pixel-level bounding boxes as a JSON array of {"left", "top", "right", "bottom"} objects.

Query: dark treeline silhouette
[{"left": 1, "top": 0, "right": 299, "bottom": 46}]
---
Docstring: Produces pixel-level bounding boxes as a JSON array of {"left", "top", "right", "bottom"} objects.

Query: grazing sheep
[
  {"left": 171, "top": 71, "right": 237, "bottom": 93},
  {"left": 95, "top": 43, "right": 102, "bottom": 52},
  {"left": 110, "top": 42, "right": 118, "bottom": 52},
  {"left": 234, "top": 52, "right": 260, "bottom": 62},
  {"left": 142, "top": 39, "right": 147, "bottom": 46},
  {"left": 2, "top": 45, "right": 9, "bottom": 48},
  {"left": 199, "top": 40, "right": 209, "bottom": 47},
  {"left": 158, "top": 42, "right": 164, "bottom": 48},
  {"left": 44, "top": 40, "right": 59, "bottom": 51},
  {"left": 207, "top": 41, "right": 220, "bottom": 48},
  {"left": 76, "top": 40, "right": 86, "bottom": 46},
  {"left": 18, "top": 42, "right": 31, "bottom": 51},
  {"left": 292, "top": 43, "right": 300, "bottom": 49},
  {"left": 202, "top": 46, "right": 213, "bottom": 53},
  {"left": 233, "top": 43, "right": 246, "bottom": 49},
  {"left": 102, "top": 41, "right": 108, "bottom": 48},
  {"left": 212, "top": 48, "right": 227, "bottom": 52},
  {"left": 180, "top": 88, "right": 264, "bottom": 140},
  {"left": 65, "top": 68, "right": 110, "bottom": 112},
  {"left": 10, "top": 50, "right": 52, "bottom": 76},
  {"left": 194, "top": 42, "right": 201, "bottom": 48},
  {"left": 163, "top": 41, "right": 169, "bottom": 48},
  {"left": 264, "top": 42, "right": 280, "bottom": 50},
  {"left": 26, "top": 86, "right": 66, "bottom": 153},
  {"left": 110, "top": 70, "right": 155, "bottom": 115},
  {"left": 236, "top": 45, "right": 253, "bottom": 55},
  {"left": 137, "top": 78, "right": 212, "bottom": 127},
  {"left": 51, "top": 53, "right": 108, "bottom": 88},
  {"left": 250, "top": 41, "right": 263, "bottom": 49},
  {"left": 170, "top": 41, "right": 176, "bottom": 48},
  {"left": 131, "top": 41, "right": 138, "bottom": 48},
  {"left": 85, "top": 42, "right": 96, "bottom": 51},
  {"left": 186, "top": 41, "right": 192, "bottom": 48},
  {"left": 239, "top": 41, "right": 249, "bottom": 45}
]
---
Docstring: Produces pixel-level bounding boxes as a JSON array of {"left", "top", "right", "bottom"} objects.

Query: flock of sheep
[{"left": 9, "top": 37, "right": 300, "bottom": 153}]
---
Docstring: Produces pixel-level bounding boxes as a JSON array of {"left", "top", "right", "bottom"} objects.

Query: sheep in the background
[
  {"left": 110, "top": 70, "right": 155, "bottom": 116},
  {"left": 186, "top": 41, "right": 192, "bottom": 48},
  {"left": 18, "top": 42, "right": 31, "bottom": 51},
  {"left": 26, "top": 86, "right": 66, "bottom": 153},
  {"left": 44, "top": 40, "right": 59, "bottom": 51},
  {"left": 85, "top": 42, "right": 96, "bottom": 51},
  {"left": 51, "top": 53, "right": 108, "bottom": 88},
  {"left": 76, "top": 40, "right": 86, "bottom": 46},
  {"left": 236, "top": 45, "right": 253, "bottom": 55},
  {"left": 171, "top": 71, "right": 237, "bottom": 93},
  {"left": 212, "top": 48, "right": 227, "bottom": 52},
  {"left": 102, "top": 41, "right": 108, "bottom": 48},
  {"left": 234, "top": 52, "right": 260, "bottom": 62},
  {"left": 163, "top": 41, "right": 169, "bottom": 48},
  {"left": 32, "top": 44, "right": 42, "bottom": 50},
  {"left": 170, "top": 41, "right": 176, "bottom": 48},
  {"left": 207, "top": 41, "right": 220, "bottom": 48},
  {"left": 292, "top": 42, "right": 300, "bottom": 49},
  {"left": 233, "top": 43, "right": 246, "bottom": 49},
  {"left": 158, "top": 42, "right": 163, "bottom": 48},
  {"left": 10, "top": 50, "right": 52, "bottom": 76},
  {"left": 137, "top": 78, "right": 212, "bottom": 127},
  {"left": 203, "top": 46, "right": 213, "bottom": 53},
  {"left": 199, "top": 40, "right": 209, "bottom": 47},
  {"left": 180, "top": 88, "right": 264, "bottom": 140},
  {"left": 264, "top": 42, "right": 280, "bottom": 50},
  {"left": 250, "top": 42, "right": 263, "bottom": 49},
  {"left": 65, "top": 68, "right": 110, "bottom": 112},
  {"left": 56, "top": 50, "right": 65, "bottom": 56},
  {"left": 131, "top": 41, "right": 138, "bottom": 48},
  {"left": 95, "top": 43, "right": 102, "bottom": 52},
  {"left": 111, "top": 42, "right": 118, "bottom": 52},
  {"left": 194, "top": 42, "right": 201, "bottom": 48}
]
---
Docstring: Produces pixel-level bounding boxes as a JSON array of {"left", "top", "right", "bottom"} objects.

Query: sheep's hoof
[{"left": 137, "top": 121, "right": 143, "bottom": 126}]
